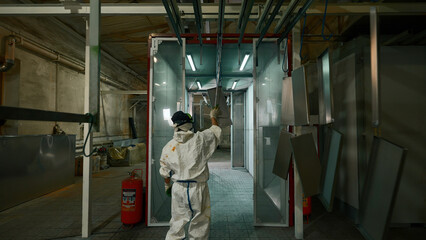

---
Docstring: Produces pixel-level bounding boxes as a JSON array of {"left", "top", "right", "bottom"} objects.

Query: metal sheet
[
  {"left": 0, "top": 135, "right": 75, "bottom": 211},
  {"left": 281, "top": 77, "right": 295, "bottom": 125},
  {"left": 292, "top": 66, "right": 310, "bottom": 126},
  {"left": 273, "top": 130, "right": 294, "bottom": 180},
  {"left": 290, "top": 133, "right": 321, "bottom": 197},
  {"left": 317, "top": 50, "right": 334, "bottom": 124},
  {"left": 207, "top": 87, "right": 232, "bottom": 127},
  {"left": 318, "top": 128, "right": 342, "bottom": 212},
  {"left": 358, "top": 137, "right": 407, "bottom": 240}
]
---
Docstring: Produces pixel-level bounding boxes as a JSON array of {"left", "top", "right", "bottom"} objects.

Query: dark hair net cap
[{"left": 171, "top": 111, "right": 193, "bottom": 126}]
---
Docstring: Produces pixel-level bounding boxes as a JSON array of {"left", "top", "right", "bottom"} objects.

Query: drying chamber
[{"left": 147, "top": 35, "right": 289, "bottom": 227}]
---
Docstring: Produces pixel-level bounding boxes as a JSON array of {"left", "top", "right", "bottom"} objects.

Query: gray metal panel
[
  {"left": 232, "top": 92, "right": 245, "bottom": 168},
  {"left": 0, "top": 135, "right": 75, "bottom": 211},
  {"left": 207, "top": 87, "right": 232, "bottom": 127},
  {"left": 292, "top": 66, "right": 310, "bottom": 126},
  {"left": 281, "top": 77, "right": 295, "bottom": 125},
  {"left": 319, "top": 128, "right": 342, "bottom": 212},
  {"left": 273, "top": 130, "right": 294, "bottom": 180},
  {"left": 358, "top": 137, "right": 407, "bottom": 240},
  {"left": 291, "top": 133, "right": 321, "bottom": 197},
  {"left": 318, "top": 50, "right": 334, "bottom": 124}
]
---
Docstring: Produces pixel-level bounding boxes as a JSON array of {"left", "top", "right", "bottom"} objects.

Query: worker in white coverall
[{"left": 159, "top": 108, "right": 221, "bottom": 240}]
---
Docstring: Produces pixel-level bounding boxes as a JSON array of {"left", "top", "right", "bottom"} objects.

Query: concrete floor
[{"left": 0, "top": 149, "right": 424, "bottom": 240}]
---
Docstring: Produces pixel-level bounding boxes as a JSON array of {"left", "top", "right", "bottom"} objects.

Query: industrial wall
[
  {"left": 0, "top": 24, "right": 147, "bottom": 142},
  {"left": 331, "top": 37, "right": 426, "bottom": 223}
]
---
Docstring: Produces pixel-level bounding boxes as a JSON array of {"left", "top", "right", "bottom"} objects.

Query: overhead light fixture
[
  {"left": 231, "top": 81, "right": 238, "bottom": 90},
  {"left": 153, "top": 56, "right": 158, "bottom": 63},
  {"left": 196, "top": 80, "right": 202, "bottom": 89},
  {"left": 187, "top": 54, "right": 196, "bottom": 72},
  {"left": 240, "top": 54, "right": 250, "bottom": 71}
]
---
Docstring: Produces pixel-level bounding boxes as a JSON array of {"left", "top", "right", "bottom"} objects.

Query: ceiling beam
[
  {"left": 1, "top": 3, "right": 425, "bottom": 17},
  {"left": 216, "top": 0, "right": 225, "bottom": 88},
  {"left": 274, "top": 0, "right": 303, "bottom": 34},
  {"left": 255, "top": 0, "right": 273, "bottom": 33},
  {"left": 162, "top": 0, "right": 183, "bottom": 45},
  {"left": 257, "top": 0, "right": 286, "bottom": 49},
  {"left": 101, "top": 23, "right": 169, "bottom": 38},
  {"left": 278, "top": 0, "right": 314, "bottom": 44},
  {"left": 192, "top": 0, "right": 203, "bottom": 46},
  {"left": 237, "top": 0, "right": 254, "bottom": 46}
]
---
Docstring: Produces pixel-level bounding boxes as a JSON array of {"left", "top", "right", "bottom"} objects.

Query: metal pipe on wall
[
  {"left": 11, "top": 34, "right": 131, "bottom": 90},
  {"left": 0, "top": 36, "right": 16, "bottom": 72},
  {"left": 18, "top": 36, "right": 85, "bottom": 72}
]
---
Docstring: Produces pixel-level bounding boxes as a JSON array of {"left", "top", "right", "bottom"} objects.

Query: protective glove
[
  {"left": 165, "top": 179, "right": 172, "bottom": 197},
  {"left": 209, "top": 107, "right": 221, "bottom": 119}
]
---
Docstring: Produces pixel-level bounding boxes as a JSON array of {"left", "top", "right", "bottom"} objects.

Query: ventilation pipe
[
  {"left": 18, "top": 37, "right": 85, "bottom": 72},
  {"left": 0, "top": 36, "right": 16, "bottom": 72},
  {"left": 13, "top": 35, "right": 130, "bottom": 90}
]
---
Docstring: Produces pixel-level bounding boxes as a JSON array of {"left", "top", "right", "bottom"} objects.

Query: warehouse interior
[{"left": 0, "top": 0, "right": 425, "bottom": 240}]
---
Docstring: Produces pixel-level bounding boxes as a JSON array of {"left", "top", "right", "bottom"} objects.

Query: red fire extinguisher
[
  {"left": 303, "top": 196, "right": 312, "bottom": 223},
  {"left": 121, "top": 169, "right": 143, "bottom": 225}
]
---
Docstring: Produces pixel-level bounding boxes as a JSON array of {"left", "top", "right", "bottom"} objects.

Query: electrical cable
[
  {"left": 300, "top": 13, "right": 308, "bottom": 61},
  {"left": 321, "top": 0, "right": 333, "bottom": 40},
  {"left": 82, "top": 113, "right": 97, "bottom": 157}
]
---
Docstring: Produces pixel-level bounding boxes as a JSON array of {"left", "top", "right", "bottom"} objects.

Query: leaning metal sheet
[
  {"left": 281, "top": 77, "right": 295, "bottom": 125},
  {"left": 207, "top": 87, "right": 232, "bottom": 126},
  {"left": 291, "top": 133, "right": 321, "bottom": 197},
  {"left": 273, "top": 130, "right": 294, "bottom": 180},
  {"left": 358, "top": 137, "right": 407, "bottom": 240},
  {"left": 292, "top": 66, "right": 310, "bottom": 125},
  {"left": 319, "top": 128, "right": 342, "bottom": 212},
  {"left": 0, "top": 135, "right": 75, "bottom": 211}
]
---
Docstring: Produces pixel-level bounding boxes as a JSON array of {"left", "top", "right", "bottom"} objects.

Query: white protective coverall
[{"left": 159, "top": 124, "right": 222, "bottom": 240}]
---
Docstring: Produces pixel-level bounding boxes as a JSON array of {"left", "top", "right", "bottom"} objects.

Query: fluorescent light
[
  {"left": 187, "top": 54, "right": 196, "bottom": 71},
  {"left": 231, "top": 81, "right": 238, "bottom": 90},
  {"left": 196, "top": 81, "right": 202, "bottom": 89},
  {"left": 153, "top": 56, "right": 158, "bottom": 63},
  {"left": 154, "top": 83, "right": 160, "bottom": 86},
  {"left": 240, "top": 54, "right": 250, "bottom": 71},
  {"left": 163, "top": 108, "right": 171, "bottom": 121}
]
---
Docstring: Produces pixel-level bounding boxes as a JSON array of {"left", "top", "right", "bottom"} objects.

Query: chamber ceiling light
[
  {"left": 153, "top": 56, "right": 158, "bottom": 63},
  {"left": 239, "top": 54, "right": 250, "bottom": 71},
  {"left": 231, "top": 81, "right": 238, "bottom": 90},
  {"left": 187, "top": 54, "right": 196, "bottom": 72},
  {"left": 196, "top": 80, "right": 202, "bottom": 89}
]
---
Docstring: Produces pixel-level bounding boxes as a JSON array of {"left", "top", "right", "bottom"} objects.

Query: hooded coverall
[{"left": 159, "top": 125, "right": 222, "bottom": 240}]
